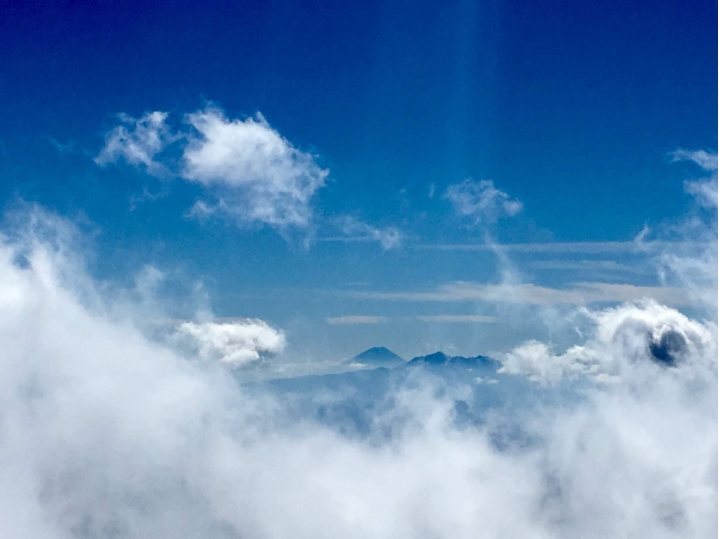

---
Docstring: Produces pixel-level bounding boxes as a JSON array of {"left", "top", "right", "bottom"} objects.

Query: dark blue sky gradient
[{"left": 0, "top": 0, "right": 716, "bottom": 359}]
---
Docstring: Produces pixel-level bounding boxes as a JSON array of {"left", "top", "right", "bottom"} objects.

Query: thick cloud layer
[{"left": 0, "top": 202, "right": 716, "bottom": 538}]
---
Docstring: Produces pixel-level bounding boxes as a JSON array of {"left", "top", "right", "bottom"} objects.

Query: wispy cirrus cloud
[
  {"left": 444, "top": 179, "right": 522, "bottom": 224},
  {"left": 325, "top": 315, "right": 388, "bottom": 325},
  {"left": 671, "top": 148, "right": 718, "bottom": 210},
  {"left": 345, "top": 280, "right": 696, "bottom": 306},
  {"left": 413, "top": 240, "right": 698, "bottom": 254},
  {"left": 334, "top": 215, "right": 403, "bottom": 250},
  {"left": 526, "top": 259, "right": 653, "bottom": 274},
  {"left": 670, "top": 148, "right": 718, "bottom": 172},
  {"left": 95, "top": 111, "right": 176, "bottom": 177},
  {"left": 415, "top": 314, "right": 496, "bottom": 323}
]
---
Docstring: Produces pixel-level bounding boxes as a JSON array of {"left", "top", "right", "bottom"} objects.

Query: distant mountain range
[
  {"left": 343, "top": 347, "right": 501, "bottom": 372},
  {"left": 253, "top": 346, "right": 553, "bottom": 436}
]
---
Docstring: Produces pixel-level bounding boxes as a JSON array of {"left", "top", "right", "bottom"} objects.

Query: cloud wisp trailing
[
  {"left": 95, "top": 111, "right": 176, "bottom": 177},
  {"left": 415, "top": 314, "right": 496, "bottom": 323},
  {"left": 346, "top": 280, "right": 697, "bottom": 306},
  {"left": 334, "top": 215, "right": 403, "bottom": 249},
  {"left": 326, "top": 315, "right": 388, "bottom": 325}
]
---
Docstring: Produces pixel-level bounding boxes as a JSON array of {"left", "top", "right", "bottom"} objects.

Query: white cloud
[
  {"left": 415, "top": 314, "right": 496, "bottom": 323},
  {"left": 0, "top": 206, "right": 715, "bottom": 538},
  {"left": 96, "top": 107, "right": 328, "bottom": 230},
  {"left": 182, "top": 108, "right": 328, "bottom": 228},
  {"left": 671, "top": 148, "right": 718, "bottom": 172},
  {"left": 95, "top": 111, "right": 174, "bottom": 177},
  {"left": 414, "top": 240, "right": 696, "bottom": 253},
  {"left": 500, "top": 300, "right": 716, "bottom": 384},
  {"left": 326, "top": 315, "right": 388, "bottom": 325},
  {"left": 350, "top": 280, "right": 696, "bottom": 306},
  {"left": 444, "top": 179, "right": 522, "bottom": 223},
  {"left": 526, "top": 259, "right": 651, "bottom": 274},
  {"left": 173, "top": 319, "right": 285, "bottom": 366},
  {"left": 336, "top": 216, "right": 403, "bottom": 249},
  {"left": 671, "top": 149, "right": 718, "bottom": 210}
]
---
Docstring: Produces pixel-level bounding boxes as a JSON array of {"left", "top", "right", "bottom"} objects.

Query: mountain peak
[
  {"left": 409, "top": 351, "right": 500, "bottom": 368},
  {"left": 346, "top": 347, "right": 405, "bottom": 366}
]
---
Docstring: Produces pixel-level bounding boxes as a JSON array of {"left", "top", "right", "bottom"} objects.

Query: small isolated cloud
[
  {"left": 415, "top": 314, "right": 496, "bottom": 323},
  {"left": 336, "top": 216, "right": 402, "bottom": 249},
  {"left": 173, "top": 319, "right": 285, "bottom": 366},
  {"left": 444, "top": 179, "right": 522, "bottom": 224},
  {"left": 326, "top": 315, "right": 388, "bottom": 325},
  {"left": 96, "top": 107, "right": 328, "bottom": 231},
  {"left": 182, "top": 108, "right": 328, "bottom": 229},
  {"left": 95, "top": 111, "right": 174, "bottom": 177}
]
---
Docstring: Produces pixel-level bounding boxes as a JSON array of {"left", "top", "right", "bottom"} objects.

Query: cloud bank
[{"left": 0, "top": 173, "right": 715, "bottom": 537}]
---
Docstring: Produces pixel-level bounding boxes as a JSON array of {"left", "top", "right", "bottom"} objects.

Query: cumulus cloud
[
  {"left": 173, "top": 319, "right": 285, "bottom": 366},
  {"left": 500, "top": 300, "right": 716, "bottom": 383},
  {"left": 96, "top": 107, "right": 328, "bottom": 230},
  {"left": 444, "top": 179, "right": 522, "bottom": 224},
  {"left": 0, "top": 205, "right": 715, "bottom": 539},
  {"left": 336, "top": 215, "right": 403, "bottom": 249},
  {"left": 95, "top": 111, "right": 175, "bottom": 177},
  {"left": 182, "top": 108, "right": 328, "bottom": 228}
]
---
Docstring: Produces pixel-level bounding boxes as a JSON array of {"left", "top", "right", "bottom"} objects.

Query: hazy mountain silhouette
[
  {"left": 344, "top": 346, "right": 405, "bottom": 368},
  {"left": 408, "top": 351, "right": 501, "bottom": 369}
]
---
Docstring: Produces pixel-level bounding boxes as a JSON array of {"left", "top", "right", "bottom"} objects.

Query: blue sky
[{"left": 0, "top": 0, "right": 716, "bottom": 368}]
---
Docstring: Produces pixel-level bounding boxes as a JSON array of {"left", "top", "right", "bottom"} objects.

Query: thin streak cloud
[
  {"left": 345, "top": 281, "right": 696, "bottom": 306},
  {"left": 415, "top": 315, "right": 496, "bottom": 323},
  {"left": 326, "top": 315, "right": 388, "bottom": 325}
]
